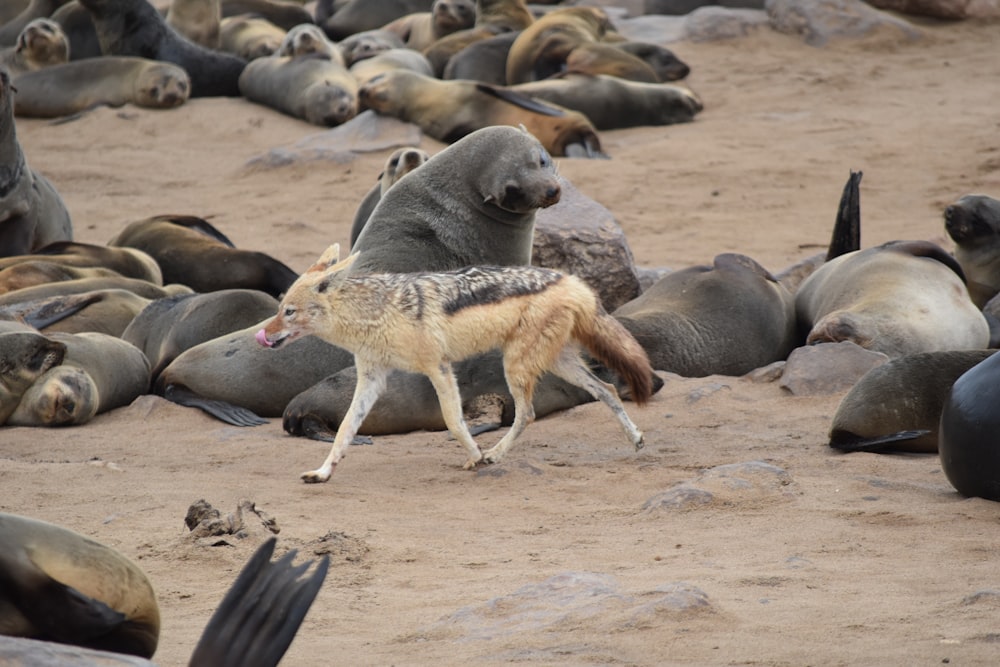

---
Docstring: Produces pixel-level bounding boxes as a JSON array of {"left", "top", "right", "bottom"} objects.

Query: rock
[
  {"left": 766, "top": 0, "right": 923, "bottom": 46},
  {"left": 685, "top": 6, "right": 770, "bottom": 40},
  {"left": 866, "top": 0, "right": 1000, "bottom": 19},
  {"left": 779, "top": 342, "right": 889, "bottom": 395}
]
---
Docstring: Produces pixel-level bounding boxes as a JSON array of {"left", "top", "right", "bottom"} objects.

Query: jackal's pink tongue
[{"left": 255, "top": 329, "right": 273, "bottom": 348}]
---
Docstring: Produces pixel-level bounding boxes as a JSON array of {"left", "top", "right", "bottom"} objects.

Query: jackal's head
[{"left": 256, "top": 244, "right": 357, "bottom": 349}]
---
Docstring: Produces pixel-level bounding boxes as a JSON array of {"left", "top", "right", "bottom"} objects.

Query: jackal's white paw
[
  {"left": 462, "top": 456, "right": 483, "bottom": 470},
  {"left": 301, "top": 465, "right": 334, "bottom": 483},
  {"left": 481, "top": 447, "right": 505, "bottom": 465},
  {"left": 634, "top": 432, "right": 645, "bottom": 451}
]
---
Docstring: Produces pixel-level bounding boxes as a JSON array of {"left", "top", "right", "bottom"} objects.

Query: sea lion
[
  {"left": 349, "top": 146, "right": 430, "bottom": 247},
  {"left": 165, "top": 0, "right": 221, "bottom": 49},
  {"left": 612, "top": 253, "right": 798, "bottom": 376},
  {"left": 442, "top": 29, "right": 517, "bottom": 84},
  {"left": 0, "top": 241, "right": 162, "bottom": 284},
  {"left": 939, "top": 350, "right": 1000, "bottom": 500},
  {"left": 7, "top": 330, "right": 150, "bottom": 426},
  {"left": 382, "top": 0, "right": 476, "bottom": 51},
  {"left": 348, "top": 47, "right": 434, "bottom": 87},
  {"left": 505, "top": 6, "right": 616, "bottom": 85},
  {"left": 276, "top": 23, "right": 342, "bottom": 65},
  {"left": 12, "top": 56, "right": 190, "bottom": 118},
  {"left": 944, "top": 193, "right": 1000, "bottom": 309},
  {"left": 795, "top": 240, "right": 990, "bottom": 358},
  {"left": 218, "top": 15, "right": 286, "bottom": 61},
  {"left": 318, "top": 0, "right": 433, "bottom": 41},
  {"left": 107, "top": 215, "right": 298, "bottom": 298},
  {"left": 76, "top": 0, "right": 247, "bottom": 97},
  {"left": 337, "top": 28, "right": 405, "bottom": 66},
  {"left": 220, "top": 0, "right": 313, "bottom": 31},
  {"left": 0, "top": 18, "right": 70, "bottom": 75},
  {"left": 359, "top": 69, "right": 605, "bottom": 158},
  {"left": 512, "top": 73, "right": 703, "bottom": 130},
  {"left": 0, "top": 511, "right": 159, "bottom": 656},
  {"left": 0, "top": 69, "right": 72, "bottom": 257},
  {"left": 828, "top": 349, "right": 996, "bottom": 454},
  {"left": 0, "top": 319, "right": 65, "bottom": 423},
  {"left": 158, "top": 126, "right": 563, "bottom": 422},
  {"left": 239, "top": 53, "right": 358, "bottom": 127}
]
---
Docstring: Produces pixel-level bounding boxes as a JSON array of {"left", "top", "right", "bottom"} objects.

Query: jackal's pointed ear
[
  {"left": 326, "top": 251, "right": 359, "bottom": 275},
  {"left": 305, "top": 244, "right": 342, "bottom": 273}
]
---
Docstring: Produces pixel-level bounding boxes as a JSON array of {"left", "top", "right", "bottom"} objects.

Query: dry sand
[{"left": 4, "top": 16, "right": 1000, "bottom": 667}]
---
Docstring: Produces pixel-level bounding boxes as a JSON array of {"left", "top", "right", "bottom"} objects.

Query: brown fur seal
[
  {"left": 512, "top": 73, "right": 703, "bottom": 130},
  {"left": 424, "top": 0, "right": 534, "bottom": 77},
  {"left": 317, "top": 0, "right": 433, "bottom": 41},
  {"left": 348, "top": 47, "right": 434, "bottom": 86},
  {"left": 238, "top": 53, "right": 358, "bottom": 127},
  {"left": 612, "top": 41, "right": 690, "bottom": 82},
  {"left": 0, "top": 260, "right": 123, "bottom": 294},
  {"left": 359, "top": 69, "right": 605, "bottom": 158},
  {"left": 0, "top": 241, "right": 162, "bottom": 283},
  {"left": 612, "top": 253, "right": 798, "bottom": 376},
  {"left": 165, "top": 0, "right": 221, "bottom": 49},
  {"left": 218, "top": 15, "right": 286, "bottom": 61},
  {"left": 829, "top": 349, "right": 996, "bottom": 454},
  {"left": 6, "top": 330, "right": 150, "bottom": 426},
  {"left": 0, "top": 319, "right": 65, "bottom": 423},
  {"left": 276, "top": 23, "right": 342, "bottom": 65},
  {"left": 12, "top": 56, "right": 190, "bottom": 118},
  {"left": 0, "top": 512, "right": 159, "bottom": 656},
  {"left": 944, "top": 194, "right": 1000, "bottom": 309},
  {"left": 0, "top": 0, "right": 71, "bottom": 47},
  {"left": 221, "top": 0, "right": 313, "bottom": 31},
  {"left": 441, "top": 29, "right": 516, "bottom": 84},
  {"left": 0, "top": 275, "right": 190, "bottom": 305},
  {"left": 0, "top": 69, "right": 72, "bottom": 257},
  {"left": 505, "top": 6, "right": 616, "bottom": 85},
  {"left": 349, "top": 146, "right": 430, "bottom": 247},
  {"left": 76, "top": 0, "right": 247, "bottom": 97},
  {"left": 0, "top": 287, "right": 152, "bottom": 336},
  {"left": 51, "top": 1, "right": 105, "bottom": 61},
  {"left": 107, "top": 215, "right": 298, "bottom": 298},
  {"left": 939, "top": 350, "right": 1000, "bottom": 500},
  {"left": 0, "top": 18, "right": 70, "bottom": 75},
  {"left": 338, "top": 28, "right": 405, "bottom": 66},
  {"left": 795, "top": 240, "right": 989, "bottom": 358},
  {"left": 382, "top": 0, "right": 476, "bottom": 51}
]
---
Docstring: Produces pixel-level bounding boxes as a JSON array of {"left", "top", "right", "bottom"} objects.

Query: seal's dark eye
[{"left": 539, "top": 150, "right": 551, "bottom": 168}]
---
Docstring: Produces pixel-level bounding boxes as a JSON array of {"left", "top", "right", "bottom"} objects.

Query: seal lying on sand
[
  {"left": 0, "top": 320, "right": 66, "bottom": 423},
  {"left": 238, "top": 53, "right": 358, "bottom": 127}
]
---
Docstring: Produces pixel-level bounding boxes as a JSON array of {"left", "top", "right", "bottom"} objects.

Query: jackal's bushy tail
[{"left": 574, "top": 305, "right": 655, "bottom": 405}]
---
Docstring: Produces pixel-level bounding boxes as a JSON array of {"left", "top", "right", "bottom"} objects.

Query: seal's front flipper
[
  {"left": 163, "top": 383, "right": 269, "bottom": 426},
  {"left": 828, "top": 429, "right": 931, "bottom": 453}
]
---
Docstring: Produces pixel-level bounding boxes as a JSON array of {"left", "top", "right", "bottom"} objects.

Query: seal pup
[
  {"left": 359, "top": 69, "right": 605, "bottom": 158},
  {"left": 0, "top": 18, "right": 70, "bottom": 75},
  {"left": 795, "top": 240, "right": 990, "bottom": 357},
  {"left": 0, "top": 68, "right": 72, "bottom": 257},
  {"left": 258, "top": 246, "right": 653, "bottom": 481},
  {"left": 613, "top": 253, "right": 798, "bottom": 376},
  {"left": 12, "top": 56, "right": 190, "bottom": 118},
  {"left": 239, "top": 53, "right": 358, "bottom": 127},
  {"left": 0, "top": 319, "right": 65, "bottom": 423},
  {"left": 276, "top": 23, "right": 343, "bottom": 65},
  {"left": 218, "top": 15, "right": 285, "bottom": 60},
  {"left": 349, "top": 146, "right": 430, "bottom": 247},
  {"left": 424, "top": 0, "right": 534, "bottom": 76},
  {"left": 165, "top": 0, "right": 221, "bottom": 49},
  {"left": 318, "top": 0, "right": 433, "bottom": 41},
  {"left": 512, "top": 73, "right": 703, "bottom": 130},
  {"left": 0, "top": 0, "right": 72, "bottom": 47},
  {"left": 939, "top": 351, "right": 1000, "bottom": 501},
  {"left": 0, "top": 511, "right": 159, "bottom": 656},
  {"left": 944, "top": 193, "right": 1000, "bottom": 309},
  {"left": 6, "top": 330, "right": 150, "bottom": 426},
  {"left": 76, "top": 0, "right": 248, "bottom": 97},
  {"left": 505, "top": 6, "right": 617, "bottom": 85},
  {"left": 829, "top": 349, "right": 996, "bottom": 454},
  {"left": 382, "top": 0, "right": 476, "bottom": 51},
  {"left": 107, "top": 215, "right": 297, "bottom": 298}
]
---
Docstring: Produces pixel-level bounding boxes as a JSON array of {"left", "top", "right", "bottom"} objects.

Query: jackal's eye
[{"left": 284, "top": 307, "right": 295, "bottom": 317}]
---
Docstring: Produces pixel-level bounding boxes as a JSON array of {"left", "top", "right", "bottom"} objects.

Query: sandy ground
[{"left": 4, "top": 15, "right": 1000, "bottom": 667}]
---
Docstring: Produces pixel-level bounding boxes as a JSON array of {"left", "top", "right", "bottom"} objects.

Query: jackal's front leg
[
  {"left": 301, "top": 361, "right": 388, "bottom": 483},
  {"left": 424, "top": 362, "right": 484, "bottom": 469}
]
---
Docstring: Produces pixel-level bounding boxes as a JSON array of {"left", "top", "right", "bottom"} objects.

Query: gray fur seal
[
  {"left": 944, "top": 194, "right": 1000, "bottom": 309},
  {"left": 348, "top": 47, "right": 433, "bottom": 86},
  {"left": 939, "top": 350, "right": 1000, "bottom": 500},
  {"left": 0, "top": 320, "right": 65, "bottom": 423},
  {"left": 276, "top": 23, "right": 342, "bottom": 65},
  {"left": 795, "top": 240, "right": 990, "bottom": 357},
  {"left": 318, "top": 0, "right": 433, "bottom": 41},
  {"left": 238, "top": 53, "right": 358, "bottom": 127},
  {"left": 0, "top": 68, "right": 72, "bottom": 256},
  {"left": 381, "top": 0, "right": 476, "bottom": 51},
  {"left": 613, "top": 253, "right": 798, "bottom": 376},
  {"left": 12, "top": 56, "right": 190, "bottom": 118},
  {"left": 76, "top": 0, "right": 247, "bottom": 97},
  {"left": 0, "top": 18, "right": 70, "bottom": 75},
  {"left": 349, "top": 146, "right": 430, "bottom": 248}
]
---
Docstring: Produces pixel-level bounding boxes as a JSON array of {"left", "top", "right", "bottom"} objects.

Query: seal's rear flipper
[
  {"left": 163, "top": 383, "right": 269, "bottom": 426},
  {"left": 189, "top": 537, "right": 330, "bottom": 667},
  {"left": 827, "top": 170, "right": 862, "bottom": 261},
  {"left": 828, "top": 429, "right": 931, "bottom": 453}
]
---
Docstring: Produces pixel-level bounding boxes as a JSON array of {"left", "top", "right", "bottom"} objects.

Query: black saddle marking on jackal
[{"left": 442, "top": 266, "right": 563, "bottom": 316}]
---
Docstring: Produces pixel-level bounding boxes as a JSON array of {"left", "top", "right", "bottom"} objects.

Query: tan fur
[
  {"left": 166, "top": 0, "right": 222, "bottom": 49},
  {"left": 0, "top": 18, "right": 69, "bottom": 75},
  {"left": 505, "top": 6, "right": 616, "bottom": 85},
  {"left": 260, "top": 244, "right": 652, "bottom": 483},
  {"left": 219, "top": 15, "right": 287, "bottom": 60}
]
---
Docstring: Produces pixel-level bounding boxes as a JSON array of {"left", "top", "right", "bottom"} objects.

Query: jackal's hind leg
[
  {"left": 481, "top": 362, "right": 537, "bottom": 465},
  {"left": 301, "top": 362, "right": 389, "bottom": 483},
  {"left": 551, "top": 348, "right": 644, "bottom": 450},
  {"left": 424, "top": 362, "right": 484, "bottom": 469}
]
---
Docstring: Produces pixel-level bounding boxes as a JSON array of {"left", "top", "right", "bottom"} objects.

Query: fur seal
[
  {"left": 441, "top": 29, "right": 516, "bottom": 84},
  {"left": 12, "top": 56, "right": 190, "bottom": 118},
  {"left": 425, "top": 0, "right": 534, "bottom": 76},
  {"left": 218, "top": 15, "right": 286, "bottom": 61},
  {"left": 1, "top": 287, "right": 153, "bottom": 336},
  {"left": 221, "top": 0, "right": 313, "bottom": 31},
  {"left": 107, "top": 215, "right": 297, "bottom": 298},
  {"left": 359, "top": 69, "right": 605, "bottom": 158},
  {"left": 0, "top": 511, "right": 159, "bottom": 656},
  {"left": 317, "top": 0, "right": 433, "bottom": 41},
  {"left": 276, "top": 23, "right": 342, "bottom": 65},
  {"left": 0, "top": 241, "right": 162, "bottom": 283},
  {"left": 944, "top": 194, "right": 1000, "bottom": 309},
  {"left": 6, "top": 330, "right": 150, "bottom": 426},
  {"left": 348, "top": 47, "right": 434, "bottom": 86},
  {"left": 505, "top": 6, "right": 616, "bottom": 85},
  {"left": 828, "top": 349, "right": 996, "bottom": 454},
  {"left": 51, "top": 1, "right": 103, "bottom": 61},
  {"left": 337, "top": 29, "right": 404, "bottom": 66},
  {"left": 0, "top": 319, "right": 65, "bottom": 423},
  {"left": 382, "top": 0, "right": 476, "bottom": 51},
  {"left": 612, "top": 253, "right": 798, "bottom": 376},
  {"left": 76, "top": 0, "right": 247, "bottom": 97},
  {"left": 165, "top": 0, "right": 221, "bottom": 49},
  {"left": 0, "top": 275, "right": 190, "bottom": 305},
  {"left": 349, "top": 146, "right": 430, "bottom": 247},
  {"left": 512, "top": 73, "right": 703, "bottom": 130},
  {"left": 0, "top": 69, "right": 72, "bottom": 257},
  {"left": 0, "top": 18, "right": 70, "bottom": 75},
  {"left": 0, "top": 0, "right": 71, "bottom": 47},
  {"left": 939, "top": 350, "right": 1000, "bottom": 500},
  {"left": 0, "top": 260, "right": 122, "bottom": 294},
  {"left": 795, "top": 240, "right": 990, "bottom": 358},
  {"left": 238, "top": 53, "right": 358, "bottom": 127}
]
